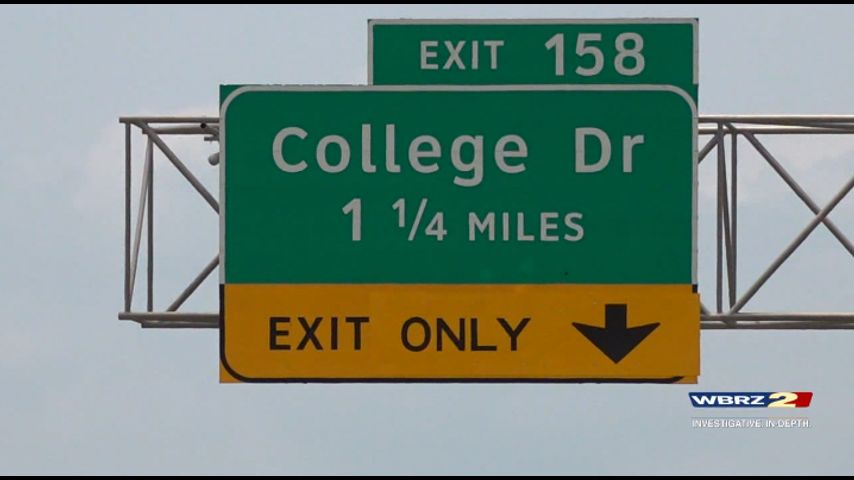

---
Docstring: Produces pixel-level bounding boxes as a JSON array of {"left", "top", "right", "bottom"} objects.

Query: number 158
[{"left": 545, "top": 32, "right": 645, "bottom": 77}]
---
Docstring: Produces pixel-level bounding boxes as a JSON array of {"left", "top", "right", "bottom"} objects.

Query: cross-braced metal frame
[
  {"left": 118, "top": 115, "right": 854, "bottom": 330},
  {"left": 118, "top": 117, "right": 220, "bottom": 329},
  {"left": 699, "top": 116, "right": 853, "bottom": 329}
]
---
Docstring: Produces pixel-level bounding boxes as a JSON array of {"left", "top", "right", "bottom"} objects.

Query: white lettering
[
  {"left": 517, "top": 212, "right": 534, "bottom": 241},
  {"left": 272, "top": 127, "right": 308, "bottom": 173},
  {"left": 540, "top": 212, "right": 559, "bottom": 241},
  {"left": 385, "top": 124, "right": 400, "bottom": 173},
  {"left": 575, "top": 127, "right": 611, "bottom": 173},
  {"left": 443, "top": 40, "right": 465, "bottom": 70},
  {"left": 316, "top": 135, "right": 350, "bottom": 173},
  {"left": 420, "top": 41, "right": 439, "bottom": 70},
  {"left": 564, "top": 213, "right": 584, "bottom": 241},
  {"left": 484, "top": 40, "right": 504, "bottom": 70},
  {"left": 494, "top": 134, "right": 528, "bottom": 174},
  {"left": 469, "top": 212, "right": 495, "bottom": 241},
  {"left": 622, "top": 134, "right": 644, "bottom": 173},
  {"left": 408, "top": 135, "right": 441, "bottom": 174},
  {"left": 451, "top": 135, "right": 484, "bottom": 187},
  {"left": 361, "top": 124, "right": 376, "bottom": 173}
]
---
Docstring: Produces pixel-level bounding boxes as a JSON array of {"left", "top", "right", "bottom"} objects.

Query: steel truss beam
[{"left": 118, "top": 115, "right": 854, "bottom": 330}]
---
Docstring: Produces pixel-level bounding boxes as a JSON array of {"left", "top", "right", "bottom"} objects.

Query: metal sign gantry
[{"left": 117, "top": 114, "right": 854, "bottom": 330}]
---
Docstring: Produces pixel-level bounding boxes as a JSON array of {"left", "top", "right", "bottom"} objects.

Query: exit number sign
[{"left": 368, "top": 18, "right": 697, "bottom": 100}]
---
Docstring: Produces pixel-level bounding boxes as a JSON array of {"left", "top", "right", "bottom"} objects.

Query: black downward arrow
[{"left": 572, "top": 304, "right": 659, "bottom": 364}]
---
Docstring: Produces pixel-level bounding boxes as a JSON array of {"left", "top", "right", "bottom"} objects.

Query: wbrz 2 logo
[{"left": 689, "top": 392, "right": 813, "bottom": 408}]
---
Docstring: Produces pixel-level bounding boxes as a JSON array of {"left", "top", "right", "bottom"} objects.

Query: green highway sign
[
  {"left": 219, "top": 85, "right": 700, "bottom": 382},
  {"left": 369, "top": 19, "right": 697, "bottom": 100},
  {"left": 221, "top": 85, "right": 696, "bottom": 285}
]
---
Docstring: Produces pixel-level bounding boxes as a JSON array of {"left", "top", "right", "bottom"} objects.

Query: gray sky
[{"left": 0, "top": 5, "right": 852, "bottom": 475}]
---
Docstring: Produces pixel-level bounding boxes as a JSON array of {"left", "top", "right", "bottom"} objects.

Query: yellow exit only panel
[{"left": 220, "top": 284, "right": 699, "bottom": 383}]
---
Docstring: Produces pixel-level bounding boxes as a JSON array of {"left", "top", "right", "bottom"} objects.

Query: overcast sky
[{"left": 0, "top": 5, "right": 852, "bottom": 475}]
